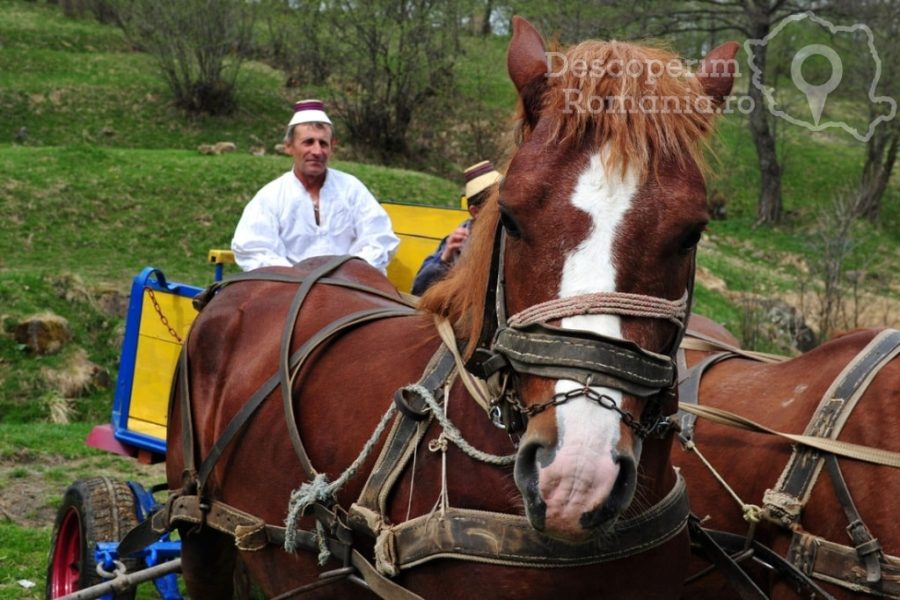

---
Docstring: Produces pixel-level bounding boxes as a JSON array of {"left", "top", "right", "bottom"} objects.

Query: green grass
[
  {"left": 0, "top": 0, "right": 127, "bottom": 52},
  {"left": 0, "top": 272, "right": 123, "bottom": 422},
  {"left": 0, "top": 523, "right": 50, "bottom": 600},
  {"left": 0, "top": 423, "right": 95, "bottom": 458}
]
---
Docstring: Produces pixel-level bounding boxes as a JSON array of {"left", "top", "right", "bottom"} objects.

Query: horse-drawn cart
[{"left": 45, "top": 201, "right": 468, "bottom": 599}]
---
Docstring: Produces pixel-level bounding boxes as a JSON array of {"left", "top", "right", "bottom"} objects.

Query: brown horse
[
  {"left": 675, "top": 322, "right": 900, "bottom": 599},
  {"left": 165, "top": 17, "right": 738, "bottom": 599}
]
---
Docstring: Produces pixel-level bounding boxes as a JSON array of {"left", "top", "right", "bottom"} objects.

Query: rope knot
[
  {"left": 742, "top": 504, "right": 762, "bottom": 524},
  {"left": 284, "top": 473, "right": 334, "bottom": 553},
  {"left": 428, "top": 435, "right": 449, "bottom": 453}
]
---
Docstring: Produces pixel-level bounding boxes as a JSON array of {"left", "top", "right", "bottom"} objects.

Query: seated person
[
  {"left": 411, "top": 160, "right": 501, "bottom": 295},
  {"left": 231, "top": 99, "right": 399, "bottom": 273}
]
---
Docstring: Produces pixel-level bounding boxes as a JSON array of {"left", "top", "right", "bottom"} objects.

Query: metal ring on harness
[{"left": 392, "top": 386, "right": 432, "bottom": 422}]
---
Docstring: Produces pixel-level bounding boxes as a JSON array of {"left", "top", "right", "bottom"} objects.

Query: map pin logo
[{"left": 791, "top": 44, "right": 842, "bottom": 126}]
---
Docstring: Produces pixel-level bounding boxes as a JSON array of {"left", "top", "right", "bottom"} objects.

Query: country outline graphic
[{"left": 744, "top": 12, "right": 896, "bottom": 143}]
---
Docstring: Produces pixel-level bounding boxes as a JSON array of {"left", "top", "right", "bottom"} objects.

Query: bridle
[{"left": 465, "top": 218, "right": 694, "bottom": 440}]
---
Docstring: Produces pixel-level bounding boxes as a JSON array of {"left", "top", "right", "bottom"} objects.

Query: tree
[
  {"left": 858, "top": 119, "right": 898, "bottom": 222},
  {"left": 256, "top": 0, "right": 332, "bottom": 87},
  {"left": 847, "top": 1, "right": 898, "bottom": 223},
  {"left": 506, "top": 0, "right": 627, "bottom": 44},
  {"left": 324, "top": 0, "right": 463, "bottom": 160},
  {"left": 617, "top": 0, "right": 821, "bottom": 225},
  {"left": 117, "top": 0, "right": 256, "bottom": 115}
]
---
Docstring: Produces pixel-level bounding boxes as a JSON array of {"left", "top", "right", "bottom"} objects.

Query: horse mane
[
  {"left": 419, "top": 188, "right": 500, "bottom": 356},
  {"left": 536, "top": 40, "right": 716, "bottom": 177},
  {"left": 420, "top": 40, "right": 720, "bottom": 352}
]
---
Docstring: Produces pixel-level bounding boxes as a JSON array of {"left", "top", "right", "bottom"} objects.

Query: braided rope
[
  {"left": 284, "top": 378, "right": 515, "bottom": 560},
  {"left": 284, "top": 402, "right": 398, "bottom": 558},
  {"left": 508, "top": 290, "right": 688, "bottom": 328},
  {"left": 406, "top": 383, "right": 516, "bottom": 466}
]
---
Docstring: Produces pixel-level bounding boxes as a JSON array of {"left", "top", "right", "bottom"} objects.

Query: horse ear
[
  {"left": 508, "top": 16, "right": 548, "bottom": 126},
  {"left": 696, "top": 41, "right": 740, "bottom": 107}
]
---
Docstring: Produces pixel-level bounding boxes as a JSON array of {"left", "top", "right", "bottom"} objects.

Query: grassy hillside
[
  {"left": 0, "top": 145, "right": 460, "bottom": 283},
  {"left": 0, "top": 0, "right": 293, "bottom": 150}
]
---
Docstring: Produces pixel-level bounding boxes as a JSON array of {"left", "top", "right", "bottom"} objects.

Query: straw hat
[
  {"left": 288, "top": 99, "right": 332, "bottom": 127},
  {"left": 463, "top": 160, "right": 502, "bottom": 201}
]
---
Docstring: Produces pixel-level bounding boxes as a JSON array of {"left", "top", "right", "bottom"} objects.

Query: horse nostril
[
  {"left": 514, "top": 441, "right": 547, "bottom": 529},
  {"left": 580, "top": 452, "right": 637, "bottom": 530},
  {"left": 613, "top": 453, "right": 637, "bottom": 506},
  {"left": 514, "top": 442, "right": 539, "bottom": 495}
]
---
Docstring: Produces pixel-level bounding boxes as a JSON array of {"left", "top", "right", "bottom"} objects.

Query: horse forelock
[
  {"left": 419, "top": 193, "right": 500, "bottom": 357},
  {"left": 521, "top": 40, "right": 717, "bottom": 179}
]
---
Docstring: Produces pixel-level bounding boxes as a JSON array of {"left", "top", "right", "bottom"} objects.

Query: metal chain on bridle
[
  {"left": 467, "top": 222, "right": 693, "bottom": 440},
  {"left": 502, "top": 378, "right": 675, "bottom": 439}
]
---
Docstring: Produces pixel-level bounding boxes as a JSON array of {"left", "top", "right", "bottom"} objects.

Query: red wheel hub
[{"left": 49, "top": 508, "right": 81, "bottom": 597}]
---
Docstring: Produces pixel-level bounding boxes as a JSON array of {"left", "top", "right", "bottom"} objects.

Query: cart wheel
[{"left": 46, "top": 477, "right": 140, "bottom": 599}]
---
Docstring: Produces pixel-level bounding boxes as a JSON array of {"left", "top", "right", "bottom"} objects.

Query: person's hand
[{"left": 440, "top": 226, "right": 470, "bottom": 263}]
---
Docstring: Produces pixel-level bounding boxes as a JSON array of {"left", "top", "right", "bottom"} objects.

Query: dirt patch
[{"left": 0, "top": 456, "right": 165, "bottom": 529}]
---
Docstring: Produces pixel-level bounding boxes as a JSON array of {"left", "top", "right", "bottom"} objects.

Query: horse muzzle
[{"left": 514, "top": 435, "right": 638, "bottom": 542}]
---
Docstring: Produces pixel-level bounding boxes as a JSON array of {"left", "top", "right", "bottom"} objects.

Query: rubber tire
[{"left": 46, "top": 477, "right": 140, "bottom": 599}]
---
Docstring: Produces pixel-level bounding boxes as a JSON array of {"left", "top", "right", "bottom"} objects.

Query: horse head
[{"left": 424, "top": 17, "right": 737, "bottom": 542}]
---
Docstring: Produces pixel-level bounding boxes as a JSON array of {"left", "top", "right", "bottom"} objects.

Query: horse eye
[
  {"left": 499, "top": 206, "right": 522, "bottom": 239},
  {"left": 679, "top": 227, "right": 704, "bottom": 254}
]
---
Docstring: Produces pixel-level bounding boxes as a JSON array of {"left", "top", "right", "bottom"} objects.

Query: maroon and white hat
[
  {"left": 464, "top": 160, "right": 501, "bottom": 200},
  {"left": 288, "top": 99, "right": 332, "bottom": 127}
]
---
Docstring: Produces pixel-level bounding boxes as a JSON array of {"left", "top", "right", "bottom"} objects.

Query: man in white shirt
[{"left": 231, "top": 99, "right": 399, "bottom": 272}]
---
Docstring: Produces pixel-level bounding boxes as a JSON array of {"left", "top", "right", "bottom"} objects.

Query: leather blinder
[{"left": 493, "top": 323, "right": 675, "bottom": 397}]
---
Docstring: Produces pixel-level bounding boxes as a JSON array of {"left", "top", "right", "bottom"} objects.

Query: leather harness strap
[
  {"left": 492, "top": 323, "right": 676, "bottom": 397},
  {"left": 176, "top": 346, "right": 197, "bottom": 493},
  {"left": 278, "top": 256, "right": 370, "bottom": 478},
  {"left": 676, "top": 349, "right": 737, "bottom": 441},
  {"left": 788, "top": 531, "right": 900, "bottom": 598},
  {"left": 354, "top": 345, "right": 455, "bottom": 517},
  {"left": 687, "top": 517, "right": 769, "bottom": 600},
  {"left": 689, "top": 522, "right": 837, "bottom": 600},
  {"left": 763, "top": 328, "right": 900, "bottom": 526},
  {"left": 678, "top": 404, "right": 900, "bottom": 468},
  {"left": 359, "top": 472, "right": 690, "bottom": 575},
  {"left": 193, "top": 270, "right": 415, "bottom": 311},
  {"left": 678, "top": 328, "right": 900, "bottom": 597},
  {"left": 679, "top": 330, "right": 787, "bottom": 364},
  {"left": 823, "top": 453, "right": 884, "bottom": 583},
  {"left": 132, "top": 495, "right": 425, "bottom": 600}
]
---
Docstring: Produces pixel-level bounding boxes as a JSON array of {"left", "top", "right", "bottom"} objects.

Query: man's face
[{"left": 287, "top": 124, "right": 333, "bottom": 179}]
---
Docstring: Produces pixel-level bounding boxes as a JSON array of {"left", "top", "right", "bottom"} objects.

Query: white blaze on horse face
[{"left": 537, "top": 152, "right": 640, "bottom": 523}]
